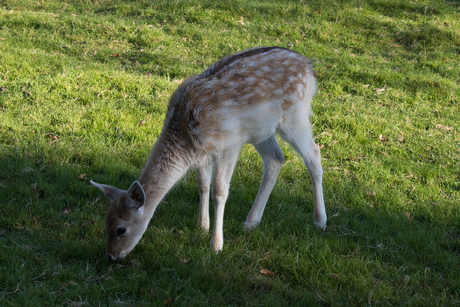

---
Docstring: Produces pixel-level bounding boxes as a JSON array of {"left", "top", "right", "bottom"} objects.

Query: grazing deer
[{"left": 91, "top": 46, "right": 327, "bottom": 261}]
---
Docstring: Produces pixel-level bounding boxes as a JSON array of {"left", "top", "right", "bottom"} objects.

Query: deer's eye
[{"left": 116, "top": 227, "right": 126, "bottom": 236}]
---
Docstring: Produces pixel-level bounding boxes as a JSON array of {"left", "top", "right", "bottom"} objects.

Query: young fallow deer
[{"left": 91, "top": 46, "right": 327, "bottom": 261}]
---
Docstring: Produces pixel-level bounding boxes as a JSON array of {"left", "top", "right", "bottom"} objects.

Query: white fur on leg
[
  {"left": 210, "top": 234, "right": 224, "bottom": 253},
  {"left": 243, "top": 220, "right": 260, "bottom": 231},
  {"left": 197, "top": 164, "right": 212, "bottom": 233},
  {"left": 211, "top": 193, "right": 227, "bottom": 253},
  {"left": 210, "top": 148, "right": 239, "bottom": 254},
  {"left": 314, "top": 219, "right": 327, "bottom": 230}
]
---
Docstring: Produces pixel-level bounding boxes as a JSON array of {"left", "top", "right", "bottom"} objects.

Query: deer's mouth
[{"left": 106, "top": 250, "right": 128, "bottom": 261}]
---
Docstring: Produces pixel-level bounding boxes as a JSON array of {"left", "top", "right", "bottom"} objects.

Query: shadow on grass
[{"left": 1, "top": 133, "right": 459, "bottom": 305}]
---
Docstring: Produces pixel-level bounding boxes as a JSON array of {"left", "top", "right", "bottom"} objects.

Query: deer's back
[{"left": 164, "top": 47, "right": 316, "bottom": 152}]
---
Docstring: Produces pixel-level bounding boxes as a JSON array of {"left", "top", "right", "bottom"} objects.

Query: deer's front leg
[
  {"left": 196, "top": 163, "right": 213, "bottom": 232},
  {"left": 210, "top": 148, "right": 240, "bottom": 253}
]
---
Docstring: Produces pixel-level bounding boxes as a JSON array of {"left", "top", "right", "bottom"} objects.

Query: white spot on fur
[
  {"left": 241, "top": 93, "right": 255, "bottom": 101},
  {"left": 283, "top": 82, "right": 291, "bottom": 91},
  {"left": 218, "top": 88, "right": 230, "bottom": 96},
  {"left": 297, "top": 84, "right": 304, "bottom": 98},
  {"left": 223, "top": 99, "right": 237, "bottom": 106},
  {"left": 255, "top": 87, "right": 266, "bottom": 97},
  {"left": 246, "top": 76, "right": 256, "bottom": 84},
  {"left": 269, "top": 73, "right": 283, "bottom": 82},
  {"left": 260, "top": 80, "right": 274, "bottom": 89},
  {"left": 261, "top": 66, "right": 270, "bottom": 72}
]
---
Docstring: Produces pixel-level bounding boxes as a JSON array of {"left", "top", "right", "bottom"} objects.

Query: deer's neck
[{"left": 137, "top": 132, "right": 192, "bottom": 212}]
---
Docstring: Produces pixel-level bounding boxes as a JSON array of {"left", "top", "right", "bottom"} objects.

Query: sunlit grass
[{"left": 1, "top": 0, "right": 459, "bottom": 305}]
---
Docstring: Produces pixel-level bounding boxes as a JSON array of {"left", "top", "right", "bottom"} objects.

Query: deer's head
[{"left": 90, "top": 180, "right": 148, "bottom": 261}]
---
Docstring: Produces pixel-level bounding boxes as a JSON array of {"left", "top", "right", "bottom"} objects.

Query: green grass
[{"left": 1, "top": 0, "right": 459, "bottom": 305}]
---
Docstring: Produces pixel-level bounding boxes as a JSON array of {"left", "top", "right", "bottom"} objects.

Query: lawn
[{"left": 0, "top": 0, "right": 459, "bottom": 305}]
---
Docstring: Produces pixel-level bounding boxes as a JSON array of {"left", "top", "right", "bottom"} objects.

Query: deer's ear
[
  {"left": 126, "top": 181, "right": 146, "bottom": 210},
  {"left": 90, "top": 180, "right": 125, "bottom": 202}
]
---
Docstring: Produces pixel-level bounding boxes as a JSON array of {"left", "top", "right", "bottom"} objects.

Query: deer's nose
[{"left": 106, "top": 252, "right": 116, "bottom": 261}]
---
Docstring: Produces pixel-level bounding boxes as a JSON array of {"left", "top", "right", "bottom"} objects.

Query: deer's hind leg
[
  {"left": 196, "top": 163, "right": 213, "bottom": 232},
  {"left": 279, "top": 118, "right": 327, "bottom": 230},
  {"left": 244, "top": 135, "right": 284, "bottom": 230}
]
